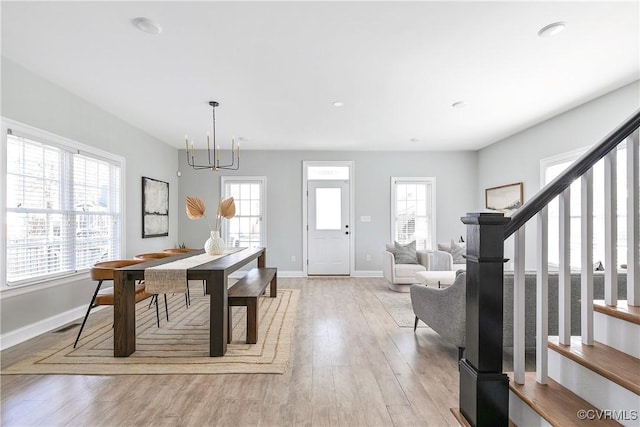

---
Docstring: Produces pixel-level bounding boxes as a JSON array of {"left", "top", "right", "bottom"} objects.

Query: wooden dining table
[{"left": 113, "top": 247, "right": 266, "bottom": 357}]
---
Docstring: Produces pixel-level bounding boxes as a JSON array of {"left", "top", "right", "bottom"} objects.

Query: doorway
[{"left": 303, "top": 161, "right": 354, "bottom": 276}]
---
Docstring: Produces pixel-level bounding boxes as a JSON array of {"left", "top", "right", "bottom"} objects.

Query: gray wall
[
  {"left": 477, "top": 80, "right": 640, "bottom": 269},
  {"left": 1, "top": 58, "right": 179, "bottom": 334},
  {"left": 177, "top": 150, "right": 478, "bottom": 273},
  {"left": 2, "top": 52, "right": 637, "bottom": 341}
]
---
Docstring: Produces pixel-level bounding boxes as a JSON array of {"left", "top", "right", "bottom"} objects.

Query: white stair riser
[
  {"left": 594, "top": 311, "right": 640, "bottom": 358},
  {"left": 548, "top": 349, "right": 640, "bottom": 427},
  {"left": 509, "top": 390, "right": 553, "bottom": 427}
]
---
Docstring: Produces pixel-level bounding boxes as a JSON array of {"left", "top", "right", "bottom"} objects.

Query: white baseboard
[
  {"left": 0, "top": 305, "right": 90, "bottom": 350},
  {"left": 352, "top": 270, "right": 383, "bottom": 277},
  {"left": 276, "top": 271, "right": 305, "bottom": 277}
]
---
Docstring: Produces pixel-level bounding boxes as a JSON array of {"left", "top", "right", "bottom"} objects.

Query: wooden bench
[{"left": 227, "top": 267, "right": 277, "bottom": 344}]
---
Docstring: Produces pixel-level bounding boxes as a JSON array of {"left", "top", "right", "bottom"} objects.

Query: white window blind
[
  {"left": 391, "top": 177, "right": 436, "bottom": 251},
  {"left": 221, "top": 177, "right": 266, "bottom": 248},
  {"left": 5, "top": 129, "right": 122, "bottom": 285}
]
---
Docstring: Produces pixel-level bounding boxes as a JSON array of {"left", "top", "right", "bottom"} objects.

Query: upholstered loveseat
[{"left": 411, "top": 270, "right": 628, "bottom": 351}]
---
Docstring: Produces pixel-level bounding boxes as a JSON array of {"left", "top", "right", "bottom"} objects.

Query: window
[
  {"left": 3, "top": 120, "right": 123, "bottom": 287},
  {"left": 391, "top": 177, "right": 436, "bottom": 250},
  {"left": 542, "top": 143, "right": 628, "bottom": 268},
  {"left": 221, "top": 177, "right": 266, "bottom": 248}
]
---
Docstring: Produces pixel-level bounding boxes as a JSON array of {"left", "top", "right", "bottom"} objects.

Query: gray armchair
[{"left": 410, "top": 271, "right": 466, "bottom": 359}]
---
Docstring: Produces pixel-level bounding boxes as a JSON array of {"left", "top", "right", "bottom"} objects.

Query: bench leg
[
  {"left": 227, "top": 306, "right": 233, "bottom": 344},
  {"left": 246, "top": 298, "right": 258, "bottom": 344},
  {"left": 270, "top": 273, "right": 277, "bottom": 298}
]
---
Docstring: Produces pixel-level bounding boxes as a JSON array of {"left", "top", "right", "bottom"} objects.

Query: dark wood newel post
[{"left": 459, "top": 212, "right": 510, "bottom": 427}]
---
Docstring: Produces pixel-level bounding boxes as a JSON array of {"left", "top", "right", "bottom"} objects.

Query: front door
[{"left": 307, "top": 180, "right": 350, "bottom": 275}]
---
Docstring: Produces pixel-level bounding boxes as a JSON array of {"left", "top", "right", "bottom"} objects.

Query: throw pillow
[
  {"left": 449, "top": 239, "right": 466, "bottom": 264},
  {"left": 394, "top": 241, "right": 418, "bottom": 264}
]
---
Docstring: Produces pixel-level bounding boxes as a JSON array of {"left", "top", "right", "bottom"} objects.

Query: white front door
[{"left": 307, "top": 180, "right": 350, "bottom": 275}]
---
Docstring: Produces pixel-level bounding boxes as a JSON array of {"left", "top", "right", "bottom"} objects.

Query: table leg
[
  {"left": 209, "top": 270, "right": 228, "bottom": 356},
  {"left": 258, "top": 249, "right": 266, "bottom": 268},
  {"left": 114, "top": 270, "right": 136, "bottom": 357}
]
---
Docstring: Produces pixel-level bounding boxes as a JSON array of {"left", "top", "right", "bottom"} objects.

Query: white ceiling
[{"left": 1, "top": 1, "right": 638, "bottom": 151}]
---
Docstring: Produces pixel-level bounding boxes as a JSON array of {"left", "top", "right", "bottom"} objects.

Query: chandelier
[{"left": 185, "top": 101, "right": 239, "bottom": 171}]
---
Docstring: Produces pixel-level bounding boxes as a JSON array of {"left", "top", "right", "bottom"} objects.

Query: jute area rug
[
  {"left": 375, "top": 290, "right": 427, "bottom": 328},
  {"left": 2, "top": 288, "right": 299, "bottom": 375}
]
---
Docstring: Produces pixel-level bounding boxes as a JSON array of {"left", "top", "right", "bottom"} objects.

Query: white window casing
[
  {"left": 220, "top": 176, "right": 267, "bottom": 248},
  {"left": 1, "top": 118, "right": 125, "bottom": 291},
  {"left": 391, "top": 177, "right": 436, "bottom": 251}
]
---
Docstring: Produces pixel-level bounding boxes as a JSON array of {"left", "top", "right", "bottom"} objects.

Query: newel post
[{"left": 459, "top": 212, "right": 510, "bottom": 426}]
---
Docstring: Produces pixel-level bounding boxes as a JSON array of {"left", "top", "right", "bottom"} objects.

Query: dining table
[{"left": 113, "top": 247, "right": 266, "bottom": 357}]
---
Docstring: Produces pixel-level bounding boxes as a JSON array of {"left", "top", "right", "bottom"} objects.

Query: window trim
[
  {"left": 220, "top": 176, "right": 267, "bottom": 248},
  {"left": 390, "top": 177, "right": 437, "bottom": 250},
  {"left": 1, "top": 117, "right": 126, "bottom": 292}
]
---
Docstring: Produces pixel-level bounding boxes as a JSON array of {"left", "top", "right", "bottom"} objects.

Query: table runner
[{"left": 145, "top": 248, "right": 244, "bottom": 294}]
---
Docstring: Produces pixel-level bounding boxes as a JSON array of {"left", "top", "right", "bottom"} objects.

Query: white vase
[{"left": 204, "top": 230, "right": 225, "bottom": 255}]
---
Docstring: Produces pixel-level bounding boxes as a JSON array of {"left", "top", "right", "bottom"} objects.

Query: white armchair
[
  {"left": 432, "top": 241, "right": 467, "bottom": 272},
  {"left": 383, "top": 244, "right": 430, "bottom": 292}
]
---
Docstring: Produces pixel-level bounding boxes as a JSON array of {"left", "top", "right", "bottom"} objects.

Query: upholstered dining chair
[
  {"left": 162, "top": 248, "right": 204, "bottom": 302},
  {"left": 134, "top": 252, "right": 177, "bottom": 311},
  {"left": 74, "top": 259, "right": 161, "bottom": 348}
]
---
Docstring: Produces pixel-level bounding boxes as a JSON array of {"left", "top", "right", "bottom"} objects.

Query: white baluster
[
  {"left": 514, "top": 226, "right": 526, "bottom": 385},
  {"left": 604, "top": 149, "right": 618, "bottom": 306},
  {"left": 536, "top": 208, "right": 549, "bottom": 384},
  {"left": 559, "top": 188, "right": 571, "bottom": 345},
  {"left": 628, "top": 130, "right": 639, "bottom": 306},
  {"left": 581, "top": 169, "right": 594, "bottom": 345}
]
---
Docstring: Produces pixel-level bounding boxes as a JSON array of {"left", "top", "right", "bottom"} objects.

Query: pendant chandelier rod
[{"left": 185, "top": 101, "right": 240, "bottom": 171}]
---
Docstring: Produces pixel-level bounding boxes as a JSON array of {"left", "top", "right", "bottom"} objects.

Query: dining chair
[
  {"left": 134, "top": 252, "right": 176, "bottom": 311},
  {"left": 74, "top": 259, "right": 162, "bottom": 348},
  {"left": 163, "top": 248, "right": 205, "bottom": 302}
]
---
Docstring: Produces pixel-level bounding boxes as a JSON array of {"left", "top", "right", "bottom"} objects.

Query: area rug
[
  {"left": 375, "top": 291, "right": 427, "bottom": 328},
  {"left": 2, "top": 288, "right": 299, "bottom": 375}
]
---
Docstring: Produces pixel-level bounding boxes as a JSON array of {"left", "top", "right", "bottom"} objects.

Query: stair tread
[
  {"left": 509, "top": 372, "right": 621, "bottom": 426},
  {"left": 594, "top": 300, "right": 640, "bottom": 325},
  {"left": 548, "top": 336, "right": 640, "bottom": 395}
]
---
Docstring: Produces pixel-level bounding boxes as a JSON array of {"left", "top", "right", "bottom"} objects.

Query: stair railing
[{"left": 459, "top": 109, "right": 640, "bottom": 426}]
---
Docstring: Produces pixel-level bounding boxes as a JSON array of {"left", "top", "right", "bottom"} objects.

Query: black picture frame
[{"left": 142, "top": 176, "right": 169, "bottom": 238}]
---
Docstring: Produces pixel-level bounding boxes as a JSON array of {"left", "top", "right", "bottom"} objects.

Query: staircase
[
  {"left": 510, "top": 310, "right": 640, "bottom": 426},
  {"left": 457, "top": 110, "right": 640, "bottom": 426}
]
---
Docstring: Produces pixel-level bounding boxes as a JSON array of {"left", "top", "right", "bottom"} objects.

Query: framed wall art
[
  {"left": 485, "top": 182, "right": 523, "bottom": 217},
  {"left": 142, "top": 176, "right": 169, "bottom": 238}
]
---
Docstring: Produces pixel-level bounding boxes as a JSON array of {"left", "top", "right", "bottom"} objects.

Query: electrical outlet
[
  {"left": 366, "top": 254, "right": 371, "bottom": 261},
  {"left": 291, "top": 256, "right": 296, "bottom": 262}
]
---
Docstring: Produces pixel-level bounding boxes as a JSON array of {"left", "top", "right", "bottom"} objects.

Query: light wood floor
[{"left": 1, "top": 277, "right": 464, "bottom": 426}]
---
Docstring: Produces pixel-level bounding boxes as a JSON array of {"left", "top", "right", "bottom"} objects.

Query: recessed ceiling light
[
  {"left": 409, "top": 138, "right": 420, "bottom": 143},
  {"left": 452, "top": 101, "right": 467, "bottom": 109},
  {"left": 537, "top": 22, "right": 566, "bottom": 38},
  {"left": 332, "top": 101, "right": 344, "bottom": 107},
  {"left": 132, "top": 17, "right": 162, "bottom": 35}
]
